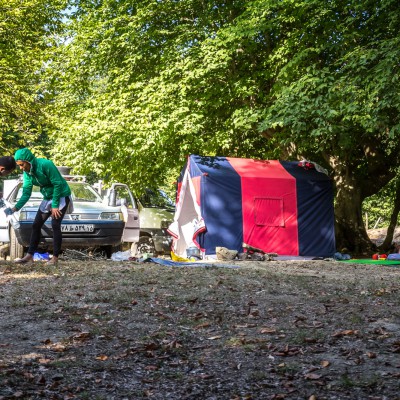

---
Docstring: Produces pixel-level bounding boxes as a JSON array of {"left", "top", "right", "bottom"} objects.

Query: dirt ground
[{"left": 0, "top": 257, "right": 400, "bottom": 400}]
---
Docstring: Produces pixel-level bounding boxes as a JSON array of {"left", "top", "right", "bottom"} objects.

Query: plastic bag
[
  {"left": 111, "top": 250, "right": 132, "bottom": 261},
  {"left": 33, "top": 252, "right": 50, "bottom": 261}
]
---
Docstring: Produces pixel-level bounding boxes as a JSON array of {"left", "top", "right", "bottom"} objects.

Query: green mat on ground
[{"left": 339, "top": 259, "right": 400, "bottom": 265}]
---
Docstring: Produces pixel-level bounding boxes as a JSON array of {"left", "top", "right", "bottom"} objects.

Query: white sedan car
[{"left": 0, "top": 178, "right": 140, "bottom": 260}]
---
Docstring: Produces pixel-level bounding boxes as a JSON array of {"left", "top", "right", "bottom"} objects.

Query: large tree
[
  {"left": 50, "top": 0, "right": 400, "bottom": 253},
  {"left": 0, "top": 0, "right": 66, "bottom": 153},
  {"left": 257, "top": 0, "right": 400, "bottom": 252}
]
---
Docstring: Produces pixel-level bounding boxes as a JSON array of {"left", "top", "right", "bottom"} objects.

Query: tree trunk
[
  {"left": 379, "top": 180, "right": 400, "bottom": 252},
  {"left": 333, "top": 169, "right": 377, "bottom": 255}
]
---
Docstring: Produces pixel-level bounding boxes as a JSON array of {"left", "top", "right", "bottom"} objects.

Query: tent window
[{"left": 254, "top": 197, "right": 285, "bottom": 227}]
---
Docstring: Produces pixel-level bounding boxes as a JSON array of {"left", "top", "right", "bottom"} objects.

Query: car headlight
[
  {"left": 19, "top": 211, "right": 37, "bottom": 220},
  {"left": 100, "top": 212, "right": 123, "bottom": 220}
]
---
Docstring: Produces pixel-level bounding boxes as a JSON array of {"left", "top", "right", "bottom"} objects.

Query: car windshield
[
  {"left": 15, "top": 182, "right": 103, "bottom": 203},
  {"left": 139, "top": 189, "right": 175, "bottom": 209}
]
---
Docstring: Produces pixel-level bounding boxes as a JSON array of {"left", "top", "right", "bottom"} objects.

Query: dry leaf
[
  {"left": 305, "top": 373, "right": 322, "bottom": 380},
  {"left": 199, "top": 374, "right": 214, "bottom": 379},
  {"left": 186, "top": 297, "right": 198, "bottom": 303},
  {"left": 320, "top": 360, "right": 330, "bottom": 368},
  {"left": 165, "top": 340, "right": 182, "bottom": 349},
  {"left": 38, "top": 358, "right": 52, "bottom": 364},
  {"left": 332, "top": 329, "right": 358, "bottom": 337},
  {"left": 195, "top": 322, "right": 211, "bottom": 330},
  {"left": 73, "top": 332, "right": 91, "bottom": 341},
  {"left": 304, "top": 337, "right": 318, "bottom": 343},
  {"left": 51, "top": 343, "right": 66, "bottom": 352},
  {"left": 260, "top": 327, "right": 277, "bottom": 334},
  {"left": 145, "top": 365, "right": 158, "bottom": 371},
  {"left": 95, "top": 355, "right": 108, "bottom": 361},
  {"left": 23, "top": 372, "right": 34, "bottom": 380}
]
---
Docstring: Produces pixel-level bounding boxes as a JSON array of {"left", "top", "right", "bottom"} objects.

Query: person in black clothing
[{"left": 0, "top": 156, "right": 16, "bottom": 177}]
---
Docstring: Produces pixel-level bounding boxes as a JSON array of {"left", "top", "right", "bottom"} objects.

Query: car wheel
[
  {"left": 131, "top": 236, "right": 156, "bottom": 256},
  {"left": 10, "top": 228, "right": 24, "bottom": 260}
]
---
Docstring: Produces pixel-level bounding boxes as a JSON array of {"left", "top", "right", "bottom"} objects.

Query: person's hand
[
  {"left": 51, "top": 208, "right": 61, "bottom": 219},
  {"left": 4, "top": 207, "right": 14, "bottom": 216}
]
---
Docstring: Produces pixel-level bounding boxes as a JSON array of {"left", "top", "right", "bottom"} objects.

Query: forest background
[{"left": 0, "top": 0, "right": 399, "bottom": 254}]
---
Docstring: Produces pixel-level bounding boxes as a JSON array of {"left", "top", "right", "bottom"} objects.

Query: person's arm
[
  {"left": 43, "top": 161, "right": 68, "bottom": 215},
  {"left": 14, "top": 174, "right": 33, "bottom": 211}
]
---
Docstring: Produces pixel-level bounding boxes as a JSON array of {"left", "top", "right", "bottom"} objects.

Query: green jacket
[{"left": 14, "top": 148, "right": 71, "bottom": 211}]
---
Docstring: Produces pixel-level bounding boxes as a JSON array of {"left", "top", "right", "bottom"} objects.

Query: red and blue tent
[{"left": 168, "top": 155, "right": 336, "bottom": 258}]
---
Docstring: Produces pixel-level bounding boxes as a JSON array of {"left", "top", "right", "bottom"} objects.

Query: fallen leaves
[
  {"left": 1, "top": 260, "right": 400, "bottom": 400},
  {"left": 260, "top": 327, "right": 277, "bottom": 334},
  {"left": 320, "top": 360, "right": 330, "bottom": 368},
  {"left": 273, "top": 344, "right": 303, "bottom": 357},
  {"left": 72, "top": 332, "right": 91, "bottom": 342},
  {"left": 332, "top": 329, "right": 359, "bottom": 337},
  {"left": 195, "top": 321, "right": 211, "bottom": 329},
  {"left": 304, "top": 372, "right": 322, "bottom": 380},
  {"left": 50, "top": 343, "right": 67, "bottom": 353}
]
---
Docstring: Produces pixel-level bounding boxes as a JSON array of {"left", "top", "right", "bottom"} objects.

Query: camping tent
[{"left": 168, "top": 155, "right": 336, "bottom": 258}]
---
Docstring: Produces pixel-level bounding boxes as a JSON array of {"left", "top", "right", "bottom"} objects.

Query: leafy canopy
[
  {"left": 0, "top": 0, "right": 67, "bottom": 154},
  {"left": 50, "top": 0, "right": 400, "bottom": 208}
]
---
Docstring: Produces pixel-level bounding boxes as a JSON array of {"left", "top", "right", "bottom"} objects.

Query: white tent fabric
[{"left": 168, "top": 166, "right": 205, "bottom": 258}]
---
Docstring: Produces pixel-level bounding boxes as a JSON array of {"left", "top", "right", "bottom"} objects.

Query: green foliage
[
  {"left": 48, "top": 0, "right": 400, "bottom": 194},
  {"left": 48, "top": 0, "right": 277, "bottom": 190},
  {"left": 0, "top": 0, "right": 67, "bottom": 153},
  {"left": 259, "top": 0, "right": 400, "bottom": 162},
  {"left": 362, "top": 179, "right": 398, "bottom": 229}
]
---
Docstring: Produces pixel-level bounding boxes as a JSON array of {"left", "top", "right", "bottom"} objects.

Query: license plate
[{"left": 61, "top": 224, "right": 95, "bottom": 233}]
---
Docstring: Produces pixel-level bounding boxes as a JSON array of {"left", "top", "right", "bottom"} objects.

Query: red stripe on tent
[
  {"left": 227, "top": 158, "right": 299, "bottom": 255},
  {"left": 176, "top": 181, "right": 183, "bottom": 205},
  {"left": 192, "top": 176, "right": 201, "bottom": 207}
]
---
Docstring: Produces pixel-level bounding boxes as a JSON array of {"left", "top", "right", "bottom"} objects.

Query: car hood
[{"left": 16, "top": 199, "right": 121, "bottom": 213}]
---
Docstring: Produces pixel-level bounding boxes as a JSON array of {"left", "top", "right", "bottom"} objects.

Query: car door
[
  {"left": 0, "top": 179, "right": 20, "bottom": 242},
  {"left": 0, "top": 199, "right": 10, "bottom": 242},
  {"left": 108, "top": 183, "right": 140, "bottom": 243}
]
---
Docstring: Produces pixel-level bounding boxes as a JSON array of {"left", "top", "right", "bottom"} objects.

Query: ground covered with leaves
[{"left": 0, "top": 258, "right": 399, "bottom": 399}]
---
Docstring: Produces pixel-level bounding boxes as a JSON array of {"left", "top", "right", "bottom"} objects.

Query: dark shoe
[{"left": 14, "top": 257, "right": 33, "bottom": 265}]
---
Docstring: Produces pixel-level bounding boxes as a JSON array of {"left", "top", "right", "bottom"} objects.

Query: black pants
[{"left": 27, "top": 197, "right": 70, "bottom": 257}]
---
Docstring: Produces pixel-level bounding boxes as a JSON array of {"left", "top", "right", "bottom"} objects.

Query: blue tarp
[{"left": 142, "top": 257, "right": 240, "bottom": 268}]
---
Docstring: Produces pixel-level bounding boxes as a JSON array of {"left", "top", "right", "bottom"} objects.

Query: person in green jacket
[{"left": 4, "top": 148, "right": 72, "bottom": 266}]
